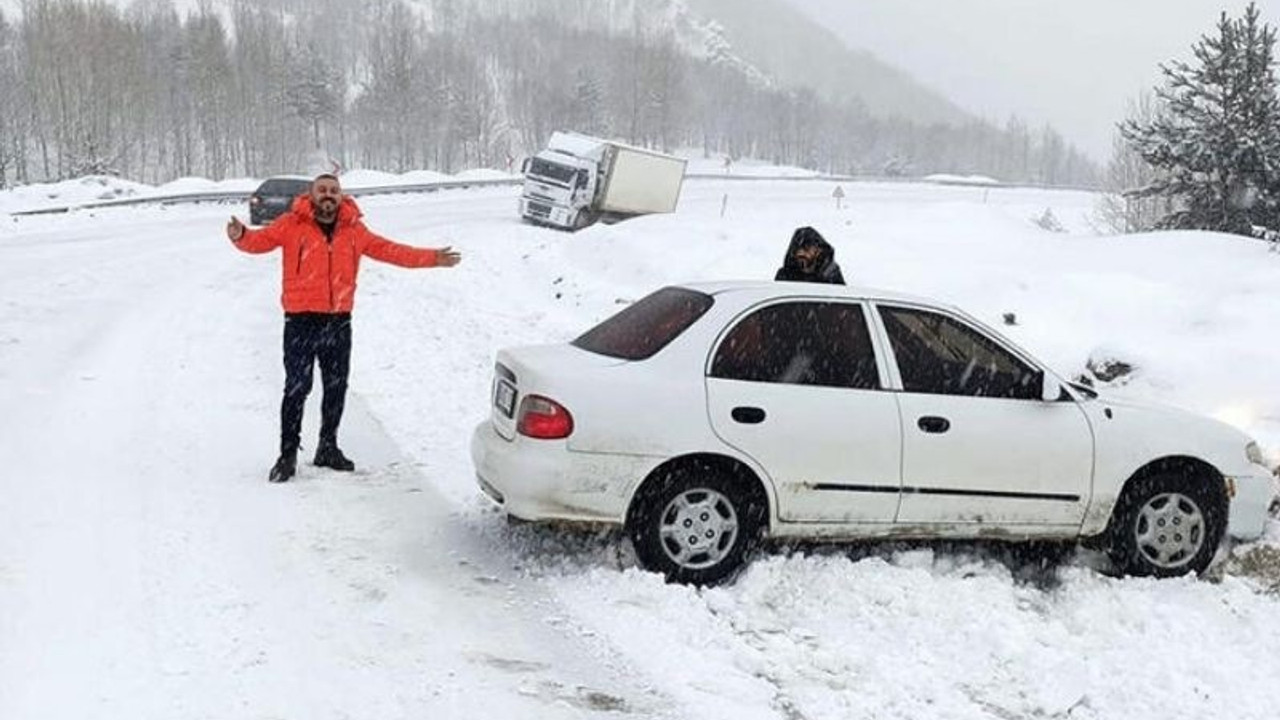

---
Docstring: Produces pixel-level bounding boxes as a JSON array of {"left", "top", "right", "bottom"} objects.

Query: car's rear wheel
[
  {"left": 628, "top": 465, "right": 765, "bottom": 586},
  {"left": 1106, "top": 471, "right": 1226, "bottom": 577}
]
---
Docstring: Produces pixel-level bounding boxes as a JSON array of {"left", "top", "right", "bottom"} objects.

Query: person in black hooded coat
[{"left": 774, "top": 226, "right": 845, "bottom": 284}]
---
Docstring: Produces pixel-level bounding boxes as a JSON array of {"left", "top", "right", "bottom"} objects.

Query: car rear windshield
[
  {"left": 572, "top": 287, "right": 714, "bottom": 361},
  {"left": 258, "top": 179, "right": 310, "bottom": 196}
]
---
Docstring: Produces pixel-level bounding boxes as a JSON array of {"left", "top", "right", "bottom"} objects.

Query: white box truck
[{"left": 519, "top": 132, "right": 687, "bottom": 230}]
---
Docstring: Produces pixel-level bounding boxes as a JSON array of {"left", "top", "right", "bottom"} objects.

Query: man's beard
[{"left": 314, "top": 200, "right": 338, "bottom": 222}]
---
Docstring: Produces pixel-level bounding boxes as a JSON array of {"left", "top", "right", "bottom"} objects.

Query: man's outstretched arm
[
  {"left": 359, "top": 226, "right": 461, "bottom": 268},
  {"left": 226, "top": 216, "right": 285, "bottom": 254}
]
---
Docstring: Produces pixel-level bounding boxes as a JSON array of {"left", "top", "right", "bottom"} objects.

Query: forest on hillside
[{"left": 0, "top": 0, "right": 1099, "bottom": 186}]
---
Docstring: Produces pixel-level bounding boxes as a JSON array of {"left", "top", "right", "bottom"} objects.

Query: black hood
[
  {"left": 781, "top": 226, "right": 834, "bottom": 271},
  {"left": 775, "top": 226, "right": 846, "bottom": 285}
]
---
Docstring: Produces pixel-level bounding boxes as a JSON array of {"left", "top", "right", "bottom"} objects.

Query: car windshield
[
  {"left": 258, "top": 179, "right": 310, "bottom": 196},
  {"left": 572, "top": 287, "right": 714, "bottom": 361},
  {"left": 527, "top": 158, "right": 577, "bottom": 185}
]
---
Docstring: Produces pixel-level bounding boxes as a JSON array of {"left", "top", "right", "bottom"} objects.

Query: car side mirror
[
  {"left": 520, "top": 158, "right": 530, "bottom": 174},
  {"left": 1041, "top": 372, "right": 1061, "bottom": 402}
]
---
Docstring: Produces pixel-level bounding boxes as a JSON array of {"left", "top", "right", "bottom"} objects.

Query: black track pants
[{"left": 280, "top": 312, "right": 352, "bottom": 454}]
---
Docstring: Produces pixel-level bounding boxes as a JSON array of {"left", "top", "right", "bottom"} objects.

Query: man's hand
[
  {"left": 436, "top": 246, "right": 462, "bottom": 267},
  {"left": 226, "top": 216, "right": 246, "bottom": 242}
]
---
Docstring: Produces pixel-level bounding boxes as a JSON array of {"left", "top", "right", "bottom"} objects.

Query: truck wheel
[
  {"left": 1106, "top": 471, "right": 1226, "bottom": 577},
  {"left": 628, "top": 467, "right": 764, "bottom": 586},
  {"left": 572, "top": 209, "right": 598, "bottom": 230}
]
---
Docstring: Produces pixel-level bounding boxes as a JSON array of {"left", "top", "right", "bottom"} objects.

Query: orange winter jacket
[{"left": 234, "top": 195, "right": 440, "bottom": 313}]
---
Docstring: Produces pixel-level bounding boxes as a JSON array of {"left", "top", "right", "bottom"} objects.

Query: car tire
[
  {"left": 1106, "top": 471, "right": 1227, "bottom": 577},
  {"left": 627, "top": 464, "right": 765, "bottom": 586}
]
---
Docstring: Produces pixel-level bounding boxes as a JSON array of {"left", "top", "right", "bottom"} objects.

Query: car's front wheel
[
  {"left": 1107, "top": 471, "right": 1227, "bottom": 577},
  {"left": 628, "top": 466, "right": 765, "bottom": 586}
]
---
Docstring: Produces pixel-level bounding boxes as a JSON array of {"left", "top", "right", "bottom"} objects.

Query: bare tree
[
  {"left": 0, "top": 9, "right": 24, "bottom": 185},
  {"left": 184, "top": 8, "right": 236, "bottom": 177},
  {"left": 1098, "top": 93, "right": 1174, "bottom": 233},
  {"left": 286, "top": 43, "right": 343, "bottom": 151},
  {"left": 0, "top": 0, "right": 1101, "bottom": 187}
]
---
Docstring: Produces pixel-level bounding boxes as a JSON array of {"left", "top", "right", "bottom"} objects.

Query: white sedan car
[{"left": 472, "top": 282, "right": 1275, "bottom": 585}]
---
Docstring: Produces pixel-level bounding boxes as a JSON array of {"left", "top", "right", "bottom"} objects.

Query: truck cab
[{"left": 519, "top": 150, "right": 598, "bottom": 230}]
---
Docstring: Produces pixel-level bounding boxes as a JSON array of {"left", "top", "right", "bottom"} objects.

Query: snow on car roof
[{"left": 675, "top": 279, "right": 949, "bottom": 309}]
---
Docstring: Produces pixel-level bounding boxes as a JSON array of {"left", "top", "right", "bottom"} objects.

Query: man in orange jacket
[{"left": 226, "top": 173, "right": 461, "bottom": 483}]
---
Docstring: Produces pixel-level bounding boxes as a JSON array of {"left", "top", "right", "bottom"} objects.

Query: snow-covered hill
[{"left": 2, "top": 176, "right": 1278, "bottom": 719}]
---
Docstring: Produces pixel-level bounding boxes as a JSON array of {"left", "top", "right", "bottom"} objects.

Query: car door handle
[
  {"left": 917, "top": 416, "right": 950, "bottom": 434},
  {"left": 731, "top": 406, "right": 767, "bottom": 424}
]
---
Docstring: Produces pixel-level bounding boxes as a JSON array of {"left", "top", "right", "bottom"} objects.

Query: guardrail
[
  {"left": 9, "top": 177, "right": 524, "bottom": 217},
  {"left": 689, "top": 173, "right": 1101, "bottom": 192},
  {"left": 684, "top": 173, "right": 855, "bottom": 181},
  {"left": 9, "top": 173, "right": 1098, "bottom": 217}
]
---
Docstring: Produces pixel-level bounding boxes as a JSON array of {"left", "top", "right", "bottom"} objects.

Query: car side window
[
  {"left": 710, "top": 301, "right": 880, "bottom": 390},
  {"left": 880, "top": 306, "right": 1040, "bottom": 400}
]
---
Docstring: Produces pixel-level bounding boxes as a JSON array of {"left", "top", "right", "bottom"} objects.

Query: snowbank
[
  {"left": 337, "top": 169, "right": 402, "bottom": 187},
  {"left": 925, "top": 173, "right": 1002, "bottom": 186},
  {"left": 0, "top": 175, "right": 151, "bottom": 214},
  {"left": 0, "top": 167, "right": 521, "bottom": 215},
  {"left": 453, "top": 168, "right": 519, "bottom": 181},
  {"left": 155, "top": 176, "right": 259, "bottom": 194},
  {"left": 682, "top": 153, "right": 824, "bottom": 177}
]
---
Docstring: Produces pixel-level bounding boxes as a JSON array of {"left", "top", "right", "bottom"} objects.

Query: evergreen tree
[
  {"left": 1099, "top": 93, "right": 1174, "bottom": 233},
  {"left": 1121, "top": 3, "right": 1280, "bottom": 234}
]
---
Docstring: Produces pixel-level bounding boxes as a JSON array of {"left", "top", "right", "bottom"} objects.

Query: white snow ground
[{"left": 2, "top": 176, "right": 1279, "bottom": 720}]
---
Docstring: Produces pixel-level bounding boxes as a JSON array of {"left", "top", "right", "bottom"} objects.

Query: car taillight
[{"left": 517, "top": 395, "right": 574, "bottom": 439}]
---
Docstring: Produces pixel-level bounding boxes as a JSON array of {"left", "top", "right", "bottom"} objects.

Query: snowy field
[{"left": 2, "top": 176, "right": 1279, "bottom": 720}]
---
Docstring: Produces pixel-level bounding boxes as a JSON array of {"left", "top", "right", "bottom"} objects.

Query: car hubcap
[
  {"left": 1134, "top": 492, "right": 1205, "bottom": 569},
  {"left": 658, "top": 488, "right": 739, "bottom": 570}
]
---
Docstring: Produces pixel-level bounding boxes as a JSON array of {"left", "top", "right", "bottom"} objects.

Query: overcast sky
[{"left": 783, "top": 0, "right": 1280, "bottom": 162}]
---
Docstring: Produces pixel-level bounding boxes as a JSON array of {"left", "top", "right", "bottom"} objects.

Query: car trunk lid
[{"left": 488, "top": 344, "right": 626, "bottom": 441}]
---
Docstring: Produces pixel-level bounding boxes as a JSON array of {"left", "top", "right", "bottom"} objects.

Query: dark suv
[{"left": 249, "top": 176, "right": 311, "bottom": 225}]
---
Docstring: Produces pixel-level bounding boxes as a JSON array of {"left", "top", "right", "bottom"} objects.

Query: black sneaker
[
  {"left": 313, "top": 445, "right": 355, "bottom": 472},
  {"left": 269, "top": 452, "right": 297, "bottom": 483}
]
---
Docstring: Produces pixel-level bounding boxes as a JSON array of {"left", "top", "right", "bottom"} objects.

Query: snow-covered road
[
  {"left": 0, "top": 193, "right": 670, "bottom": 718},
  {"left": 2, "top": 179, "right": 1279, "bottom": 719}
]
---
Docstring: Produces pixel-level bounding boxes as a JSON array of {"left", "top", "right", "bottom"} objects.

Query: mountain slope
[{"left": 684, "top": 0, "right": 970, "bottom": 122}]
